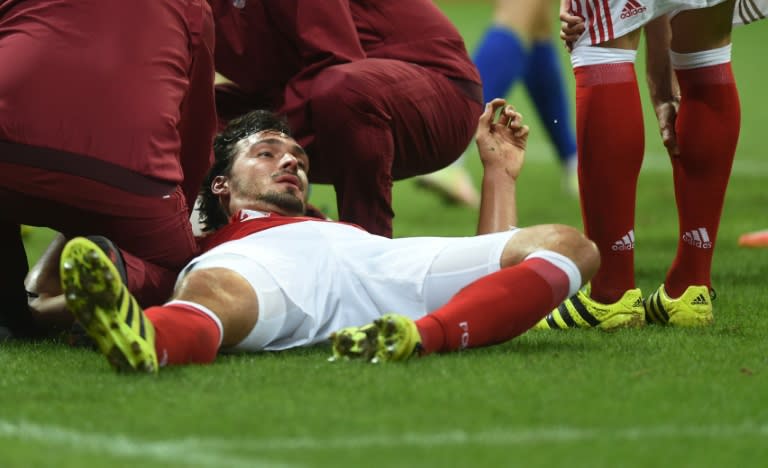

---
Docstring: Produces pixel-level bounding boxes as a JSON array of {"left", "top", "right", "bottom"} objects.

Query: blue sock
[
  {"left": 473, "top": 26, "right": 528, "bottom": 103},
  {"left": 523, "top": 40, "right": 577, "bottom": 167}
]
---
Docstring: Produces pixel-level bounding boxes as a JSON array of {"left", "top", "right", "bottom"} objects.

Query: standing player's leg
[
  {"left": 474, "top": 0, "right": 539, "bottom": 103},
  {"left": 646, "top": 0, "right": 739, "bottom": 327},
  {"left": 523, "top": 0, "right": 578, "bottom": 192},
  {"left": 536, "top": 26, "right": 647, "bottom": 329}
]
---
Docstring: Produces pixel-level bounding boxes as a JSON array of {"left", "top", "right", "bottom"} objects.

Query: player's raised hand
[
  {"left": 475, "top": 98, "right": 528, "bottom": 181},
  {"left": 560, "top": 0, "right": 584, "bottom": 52}
]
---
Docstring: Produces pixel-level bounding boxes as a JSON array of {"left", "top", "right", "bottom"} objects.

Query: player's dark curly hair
[{"left": 197, "top": 110, "right": 292, "bottom": 232}]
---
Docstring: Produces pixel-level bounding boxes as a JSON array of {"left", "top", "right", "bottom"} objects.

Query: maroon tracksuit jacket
[{"left": 0, "top": 0, "right": 217, "bottom": 335}]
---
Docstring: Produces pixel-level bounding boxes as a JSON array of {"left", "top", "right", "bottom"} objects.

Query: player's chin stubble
[{"left": 257, "top": 191, "right": 305, "bottom": 216}]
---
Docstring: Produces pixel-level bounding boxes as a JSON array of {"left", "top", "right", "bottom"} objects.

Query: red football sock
[
  {"left": 574, "top": 63, "right": 644, "bottom": 303},
  {"left": 415, "top": 258, "right": 571, "bottom": 354},
  {"left": 665, "top": 63, "right": 739, "bottom": 297},
  {"left": 145, "top": 302, "right": 222, "bottom": 366}
]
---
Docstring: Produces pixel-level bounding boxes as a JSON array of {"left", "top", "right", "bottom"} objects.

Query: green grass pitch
[{"left": 3, "top": 2, "right": 767, "bottom": 466}]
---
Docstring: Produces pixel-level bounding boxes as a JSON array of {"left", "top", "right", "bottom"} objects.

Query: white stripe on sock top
[
  {"left": 524, "top": 250, "right": 582, "bottom": 298},
  {"left": 670, "top": 44, "right": 732, "bottom": 70},
  {"left": 571, "top": 46, "right": 637, "bottom": 68},
  {"left": 165, "top": 300, "right": 224, "bottom": 347}
]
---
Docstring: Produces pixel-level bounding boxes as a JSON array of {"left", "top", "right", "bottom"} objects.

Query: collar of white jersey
[{"left": 233, "top": 209, "right": 272, "bottom": 223}]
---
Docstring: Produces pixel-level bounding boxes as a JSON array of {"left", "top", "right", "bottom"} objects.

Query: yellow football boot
[
  {"left": 645, "top": 284, "right": 714, "bottom": 327},
  {"left": 60, "top": 237, "right": 158, "bottom": 373},
  {"left": 330, "top": 313, "right": 422, "bottom": 363},
  {"left": 534, "top": 285, "right": 645, "bottom": 330}
]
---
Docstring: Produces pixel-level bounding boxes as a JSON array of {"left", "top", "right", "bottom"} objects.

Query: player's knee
[
  {"left": 493, "top": 0, "right": 540, "bottom": 34},
  {"left": 550, "top": 225, "right": 599, "bottom": 283},
  {"left": 506, "top": 224, "right": 600, "bottom": 281},
  {"left": 174, "top": 268, "right": 253, "bottom": 315},
  {"left": 174, "top": 267, "right": 259, "bottom": 346},
  {"left": 569, "top": 229, "right": 600, "bottom": 283}
]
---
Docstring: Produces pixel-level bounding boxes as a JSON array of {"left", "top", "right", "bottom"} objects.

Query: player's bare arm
[
  {"left": 475, "top": 98, "right": 529, "bottom": 235},
  {"left": 645, "top": 16, "right": 681, "bottom": 156}
]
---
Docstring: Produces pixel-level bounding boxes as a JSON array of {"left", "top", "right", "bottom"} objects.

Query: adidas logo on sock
[
  {"left": 621, "top": 0, "right": 647, "bottom": 19},
  {"left": 611, "top": 230, "right": 635, "bottom": 251},
  {"left": 690, "top": 293, "right": 709, "bottom": 306},
  {"left": 683, "top": 227, "right": 713, "bottom": 249}
]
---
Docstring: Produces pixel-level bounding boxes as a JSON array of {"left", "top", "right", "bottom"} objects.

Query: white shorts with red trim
[
  {"left": 734, "top": 0, "right": 767, "bottom": 24},
  {"left": 569, "top": 0, "right": 733, "bottom": 47},
  {"left": 179, "top": 220, "right": 520, "bottom": 351}
]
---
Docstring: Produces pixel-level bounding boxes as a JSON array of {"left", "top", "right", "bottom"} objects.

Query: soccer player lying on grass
[{"left": 59, "top": 99, "right": 599, "bottom": 373}]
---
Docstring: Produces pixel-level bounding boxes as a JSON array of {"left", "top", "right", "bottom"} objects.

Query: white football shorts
[
  {"left": 179, "top": 221, "right": 520, "bottom": 351},
  {"left": 734, "top": 0, "right": 767, "bottom": 24},
  {"left": 569, "top": 0, "right": 744, "bottom": 48}
]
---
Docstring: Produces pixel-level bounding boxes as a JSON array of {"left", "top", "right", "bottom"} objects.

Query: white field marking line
[
  {"left": 2, "top": 420, "right": 766, "bottom": 460},
  {"left": 195, "top": 423, "right": 768, "bottom": 451},
  {"left": 500, "top": 140, "right": 768, "bottom": 177},
  {"left": 0, "top": 420, "right": 297, "bottom": 468}
]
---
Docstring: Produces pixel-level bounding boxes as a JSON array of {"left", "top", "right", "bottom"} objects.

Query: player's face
[{"left": 222, "top": 131, "right": 310, "bottom": 216}]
